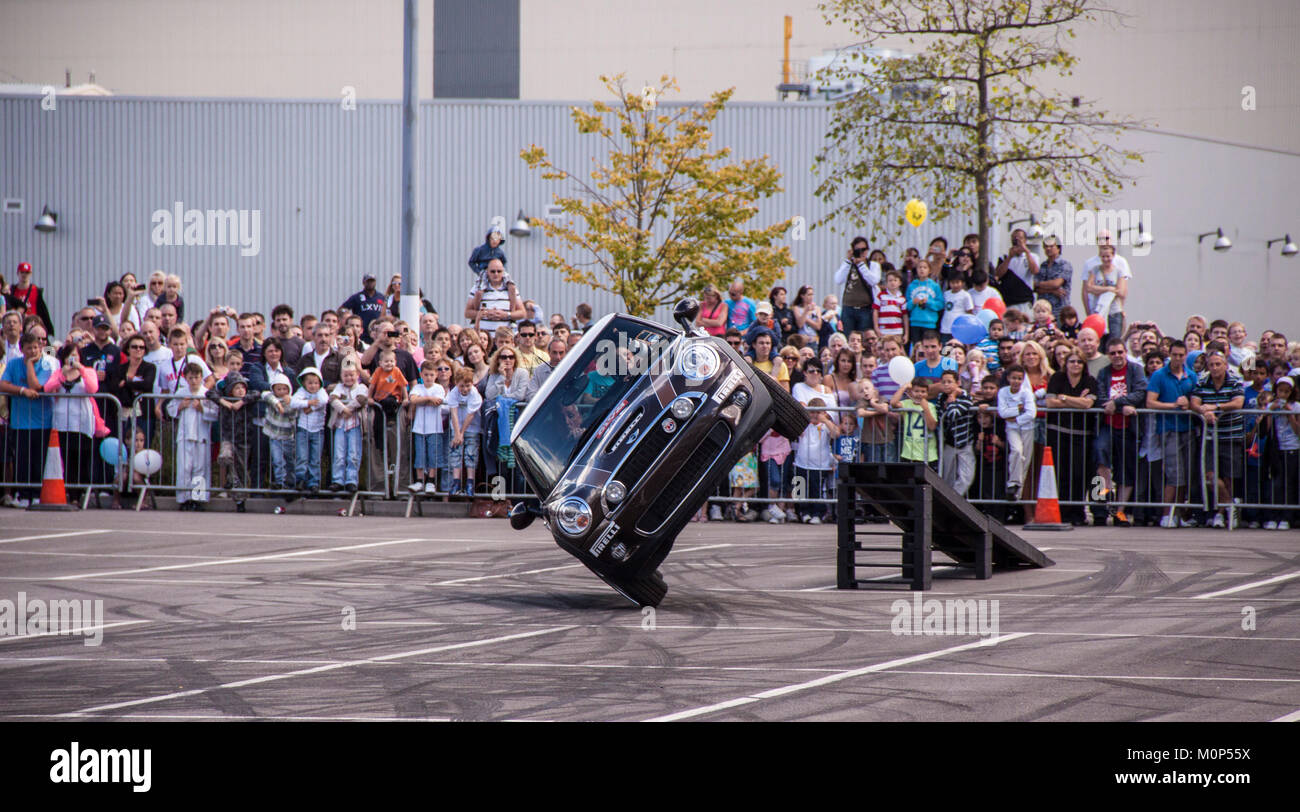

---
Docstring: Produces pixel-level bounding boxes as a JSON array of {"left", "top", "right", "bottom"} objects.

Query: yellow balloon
[{"left": 905, "top": 198, "right": 928, "bottom": 227}]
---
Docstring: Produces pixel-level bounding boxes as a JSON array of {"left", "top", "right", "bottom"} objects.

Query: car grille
[
  {"left": 637, "top": 422, "right": 731, "bottom": 533},
  {"left": 612, "top": 414, "right": 673, "bottom": 490},
  {"left": 603, "top": 407, "right": 645, "bottom": 456}
]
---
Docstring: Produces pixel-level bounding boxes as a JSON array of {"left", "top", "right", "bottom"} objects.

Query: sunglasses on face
[{"left": 500, "top": 354, "right": 515, "bottom": 359}]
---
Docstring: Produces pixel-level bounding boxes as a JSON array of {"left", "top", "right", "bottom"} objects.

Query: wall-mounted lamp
[
  {"left": 34, "top": 205, "right": 58, "bottom": 233},
  {"left": 1007, "top": 215, "right": 1043, "bottom": 242},
  {"left": 1197, "top": 228, "right": 1232, "bottom": 253},
  {"left": 509, "top": 209, "right": 531, "bottom": 238},
  {"left": 1266, "top": 235, "right": 1297, "bottom": 258},
  {"left": 1120, "top": 221, "right": 1154, "bottom": 248}
]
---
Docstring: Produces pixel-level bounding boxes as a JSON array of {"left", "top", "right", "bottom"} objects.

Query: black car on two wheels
[{"left": 509, "top": 300, "right": 809, "bottom": 606}]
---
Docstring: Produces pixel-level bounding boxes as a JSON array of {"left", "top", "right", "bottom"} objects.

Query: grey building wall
[
  {"left": 2, "top": 95, "right": 1296, "bottom": 340},
  {"left": 1, "top": 95, "right": 936, "bottom": 334},
  {"left": 434, "top": 0, "right": 520, "bottom": 99}
]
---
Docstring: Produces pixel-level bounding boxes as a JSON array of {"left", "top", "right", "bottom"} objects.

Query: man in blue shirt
[
  {"left": 913, "top": 331, "right": 958, "bottom": 397},
  {"left": 725, "top": 280, "right": 758, "bottom": 334},
  {"left": 1145, "top": 340, "right": 1196, "bottom": 526},
  {"left": 339, "top": 273, "right": 387, "bottom": 332},
  {"left": 0, "top": 332, "right": 57, "bottom": 504}
]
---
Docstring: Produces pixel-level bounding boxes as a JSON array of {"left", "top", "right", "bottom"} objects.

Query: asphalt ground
[{"left": 0, "top": 509, "right": 1297, "bottom": 722}]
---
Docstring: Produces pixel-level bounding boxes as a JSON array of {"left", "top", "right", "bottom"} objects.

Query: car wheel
[
  {"left": 757, "top": 370, "right": 811, "bottom": 441},
  {"left": 597, "top": 568, "right": 668, "bottom": 608}
]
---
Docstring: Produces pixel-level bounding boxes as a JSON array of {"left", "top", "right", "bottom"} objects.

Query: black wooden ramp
[{"left": 836, "top": 462, "right": 1054, "bottom": 591}]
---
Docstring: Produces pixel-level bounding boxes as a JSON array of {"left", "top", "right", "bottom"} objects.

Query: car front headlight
[
  {"left": 676, "top": 342, "right": 721, "bottom": 381},
  {"left": 556, "top": 498, "right": 593, "bottom": 536}
]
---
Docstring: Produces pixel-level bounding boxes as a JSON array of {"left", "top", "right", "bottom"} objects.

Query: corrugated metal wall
[{"left": 0, "top": 94, "right": 968, "bottom": 332}]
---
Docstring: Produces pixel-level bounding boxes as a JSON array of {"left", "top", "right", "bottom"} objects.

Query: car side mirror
[
  {"left": 509, "top": 500, "right": 540, "bottom": 530},
  {"left": 674, "top": 298, "right": 700, "bottom": 333}
]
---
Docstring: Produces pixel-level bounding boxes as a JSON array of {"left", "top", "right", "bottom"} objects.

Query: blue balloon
[
  {"left": 976, "top": 308, "right": 998, "bottom": 328},
  {"left": 99, "top": 437, "right": 128, "bottom": 466},
  {"left": 951, "top": 314, "right": 987, "bottom": 345}
]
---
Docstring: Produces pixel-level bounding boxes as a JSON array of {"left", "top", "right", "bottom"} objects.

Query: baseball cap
[
  {"left": 92, "top": 315, "right": 111, "bottom": 329},
  {"left": 756, "top": 302, "right": 774, "bottom": 316},
  {"left": 16, "top": 262, "right": 31, "bottom": 274},
  {"left": 362, "top": 273, "right": 376, "bottom": 284}
]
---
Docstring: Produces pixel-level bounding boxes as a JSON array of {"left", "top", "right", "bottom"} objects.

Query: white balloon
[
  {"left": 888, "top": 356, "right": 915, "bottom": 387},
  {"left": 133, "top": 449, "right": 163, "bottom": 476}
]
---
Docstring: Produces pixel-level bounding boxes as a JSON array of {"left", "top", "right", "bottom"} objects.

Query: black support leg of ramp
[{"left": 837, "top": 477, "right": 857, "bottom": 589}]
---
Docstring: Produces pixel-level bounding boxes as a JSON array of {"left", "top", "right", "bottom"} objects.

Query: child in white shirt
[
  {"left": 328, "top": 362, "right": 369, "bottom": 492},
  {"left": 407, "top": 360, "right": 447, "bottom": 495},
  {"left": 166, "top": 363, "right": 217, "bottom": 510},
  {"left": 290, "top": 367, "right": 330, "bottom": 492},
  {"left": 793, "top": 397, "right": 840, "bottom": 524},
  {"left": 444, "top": 367, "right": 484, "bottom": 497},
  {"left": 940, "top": 270, "right": 975, "bottom": 342},
  {"left": 997, "top": 364, "right": 1037, "bottom": 501}
]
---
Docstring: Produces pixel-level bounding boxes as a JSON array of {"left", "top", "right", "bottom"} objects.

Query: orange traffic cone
[
  {"left": 1023, "top": 444, "right": 1071, "bottom": 531},
  {"left": 28, "top": 429, "right": 76, "bottom": 511}
]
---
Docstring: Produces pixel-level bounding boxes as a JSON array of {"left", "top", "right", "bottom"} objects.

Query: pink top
[{"left": 700, "top": 302, "right": 727, "bottom": 337}]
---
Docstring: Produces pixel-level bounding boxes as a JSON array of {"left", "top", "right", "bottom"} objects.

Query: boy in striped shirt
[
  {"left": 873, "top": 269, "right": 908, "bottom": 340},
  {"left": 938, "top": 369, "right": 976, "bottom": 496},
  {"left": 976, "top": 319, "right": 1004, "bottom": 372}
]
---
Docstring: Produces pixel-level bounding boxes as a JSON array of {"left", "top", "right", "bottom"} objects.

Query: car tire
[
  {"left": 758, "top": 370, "right": 811, "bottom": 440},
  {"left": 598, "top": 568, "right": 668, "bottom": 608}
]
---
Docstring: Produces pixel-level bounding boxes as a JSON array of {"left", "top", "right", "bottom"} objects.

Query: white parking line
[
  {"left": 8, "top": 713, "right": 452, "bottom": 722},
  {"left": 887, "top": 669, "right": 1300, "bottom": 685},
  {"left": 60, "top": 625, "right": 575, "bottom": 716},
  {"left": 48, "top": 537, "right": 433, "bottom": 581},
  {"left": 1193, "top": 571, "right": 1300, "bottom": 600},
  {"left": 0, "top": 530, "right": 110, "bottom": 545},
  {"left": 644, "top": 632, "right": 1032, "bottom": 722},
  {"left": 435, "top": 564, "right": 583, "bottom": 584},
  {"left": 1272, "top": 709, "right": 1300, "bottom": 722}
]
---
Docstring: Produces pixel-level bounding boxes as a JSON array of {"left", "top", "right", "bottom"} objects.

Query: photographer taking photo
[{"left": 835, "top": 236, "right": 881, "bottom": 334}]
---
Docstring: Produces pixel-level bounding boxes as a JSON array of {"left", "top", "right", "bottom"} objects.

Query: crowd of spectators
[{"left": 1, "top": 223, "right": 1297, "bottom": 530}]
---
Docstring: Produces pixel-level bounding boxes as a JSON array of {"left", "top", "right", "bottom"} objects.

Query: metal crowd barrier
[
  {"left": 0, "top": 391, "right": 129, "bottom": 509},
  {"left": 1230, "top": 407, "right": 1300, "bottom": 525},
  {"left": 126, "top": 393, "right": 392, "bottom": 508},
  {"left": 11, "top": 389, "right": 1291, "bottom": 527}
]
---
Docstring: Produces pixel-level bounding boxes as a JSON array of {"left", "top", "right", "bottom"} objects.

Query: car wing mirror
[
  {"left": 674, "top": 298, "right": 701, "bottom": 334},
  {"left": 509, "top": 500, "right": 543, "bottom": 530}
]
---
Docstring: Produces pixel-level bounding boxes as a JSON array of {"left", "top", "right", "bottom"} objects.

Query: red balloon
[
  {"left": 982, "top": 298, "right": 1006, "bottom": 317},
  {"left": 1082, "top": 314, "right": 1107, "bottom": 336}
]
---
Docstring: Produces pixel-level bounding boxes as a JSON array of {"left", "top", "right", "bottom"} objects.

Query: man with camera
[
  {"left": 835, "top": 236, "right": 881, "bottom": 334},
  {"left": 993, "top": 227, "right": 1039, "bottom": 318},
  {"left": 357, "top": 315, "right": 415, "bottom": 496},
  {"left": 359, "top": 316, "right": 419, "bottom": 384},
  {"left": 1035, "top": 235, "right": 1073, "bottom": 323},
  {"left": 195, "top": 305, "right": 239, "bottom": 349}
]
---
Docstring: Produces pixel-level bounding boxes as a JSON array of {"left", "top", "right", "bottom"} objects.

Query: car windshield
[{"left": 514, "top": 316, "right": 676, "bottom": 495}]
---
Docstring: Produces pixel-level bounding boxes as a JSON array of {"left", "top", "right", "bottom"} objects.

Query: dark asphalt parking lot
[{"left": 0, "top": 509, "right": 1297, "bottom": 722}]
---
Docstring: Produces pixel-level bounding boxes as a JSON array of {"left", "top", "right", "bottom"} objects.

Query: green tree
[
  {"left": 814, "top": 0, "right": 1143, "bottom": 270},
  {"left": 521, "top": 75, "right": 795, "bottom": 318}
]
